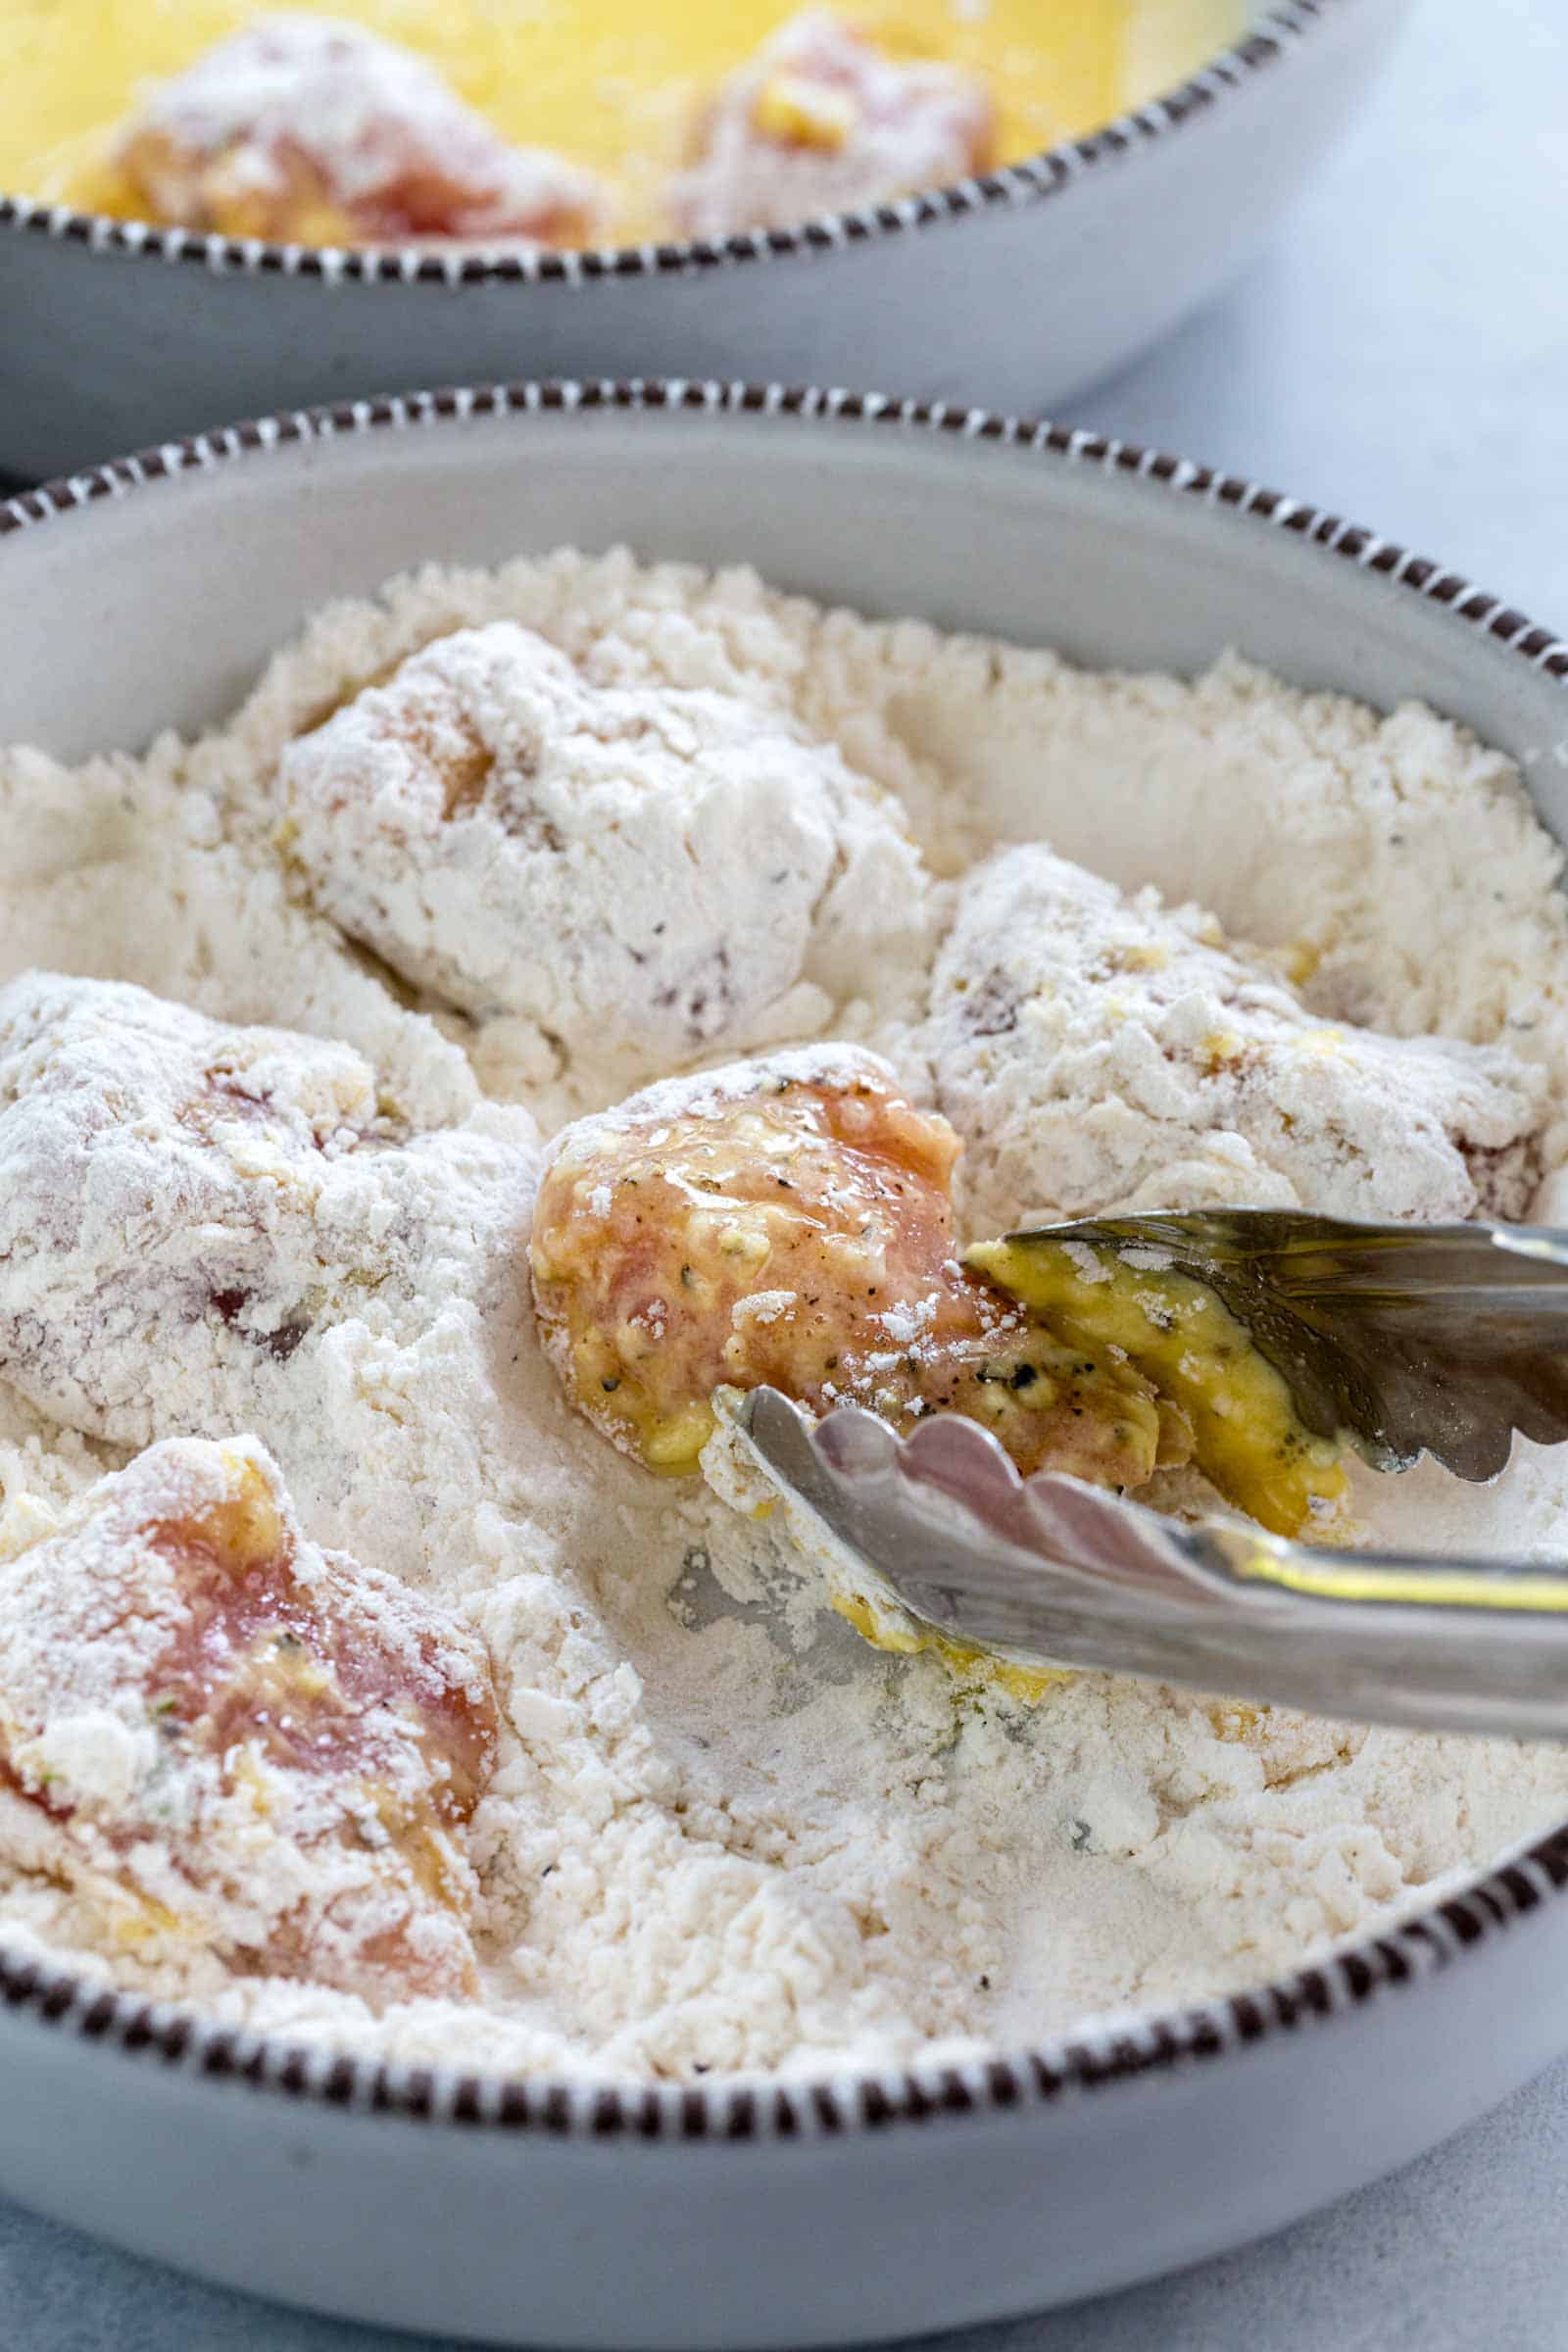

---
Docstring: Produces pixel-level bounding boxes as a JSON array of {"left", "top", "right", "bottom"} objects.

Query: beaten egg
[{"left": 6, "top": 0, "right": 1248, "bottom": 242}]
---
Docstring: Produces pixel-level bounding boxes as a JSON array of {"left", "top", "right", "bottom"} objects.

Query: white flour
[{"left": 3, "top": 546, "right": 1568, "bottom": 2082}]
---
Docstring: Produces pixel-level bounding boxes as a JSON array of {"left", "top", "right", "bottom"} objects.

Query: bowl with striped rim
[
  {"left": 0, "top": 377, "right": 1565, "bottom": 2346},
  {"left": 0, "top": 0, "right": 1412, "bottom": 483}
]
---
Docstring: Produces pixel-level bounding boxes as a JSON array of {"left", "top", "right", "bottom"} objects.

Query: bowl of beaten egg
[
  {"left": 3, "top": 379, "right": 1568, "bottom": 2346},
  {"left": 1, "top": 0, "right": 1408, "bottom": 480}
]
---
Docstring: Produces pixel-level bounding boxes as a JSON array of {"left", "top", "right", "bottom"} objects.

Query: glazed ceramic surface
[
  {"left": 1, "top": 383, "right": 1567, "bottom": 2348},
  {"left": 0, "top": 0, "right": 1409, "bottom": 482}
]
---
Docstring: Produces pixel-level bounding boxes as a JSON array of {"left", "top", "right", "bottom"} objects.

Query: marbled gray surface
[{"left": 4, "top": 0, "right": 1568, "bottom": 2342}]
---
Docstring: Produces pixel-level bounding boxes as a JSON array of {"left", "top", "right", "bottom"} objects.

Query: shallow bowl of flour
[{"left": 2, "top": 381, "right": 1568, "bottom": 2347}]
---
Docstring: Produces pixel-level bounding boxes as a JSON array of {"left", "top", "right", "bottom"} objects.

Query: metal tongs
[{"left": 735, "top": 1214, "right": 1568, "bottom": 1740}]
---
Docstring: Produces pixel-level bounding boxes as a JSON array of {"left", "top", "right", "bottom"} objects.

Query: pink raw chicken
[{"left": 0, "top": 1436, "right": 499, "bottom": 2003}]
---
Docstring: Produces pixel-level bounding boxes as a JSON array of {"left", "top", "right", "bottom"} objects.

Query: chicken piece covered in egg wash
[
  {"left": 529, "top": 1047, "right": 1193, "bottom": 1488},
  {"left": 114, "top": 13, "right": 608, "bottom": 247},
  {"left": 672, "top": 10, "right": 996, "bottom": 239}
]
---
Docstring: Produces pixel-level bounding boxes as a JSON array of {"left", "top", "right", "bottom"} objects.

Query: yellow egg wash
[
  {"left": 831, "top": 1591, "right": 1068, "bottom": 1703},
  {"left": 967, "top": 1235, "right": 1349, "bottom": 1541},
  {"left": 5, "top": 0, "right": 1247, "bottom": 240}
]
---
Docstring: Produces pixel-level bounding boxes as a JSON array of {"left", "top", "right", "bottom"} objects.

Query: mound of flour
[
  {"left": 917, "top": 843, "right": 1545, "bottom": 1234},
  {"left": 2, "top": 545, "right": 1568, "bottom": 2082}
]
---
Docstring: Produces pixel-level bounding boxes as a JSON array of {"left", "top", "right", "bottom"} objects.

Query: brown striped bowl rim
[
  {"left": 0, "top": 1, "right": 1351, "bottom": 289},
  {"left": 1, "top": 374, "right": 1566, "bottom": 2142}
]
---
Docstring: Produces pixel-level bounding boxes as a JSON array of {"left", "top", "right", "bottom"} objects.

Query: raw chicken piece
[
  {"left": 529, "top": 1045, "right": 1190, "bottom": 1486},
  {"left": 279, "top": 620, "right": 930, "bottom": 1082},
  {"left": 671, "top": 9, "right": 996, "bottom": 239},
  {"left": 921, "top": 845, "right": 1546, "bottom": 1236},
  {"left": 0, "top": 1436, "right": 497, "bottom": 2001},
  {"left": 0, "top": 971, "right": 539, "bottom": 1557},
  {"left": 115, "top": 12, "right": 607, "bottom": 246}
]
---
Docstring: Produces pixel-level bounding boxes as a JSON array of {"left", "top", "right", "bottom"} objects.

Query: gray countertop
[{"left": 5, "top": 0, "right": 1568, "bottom": 2343}]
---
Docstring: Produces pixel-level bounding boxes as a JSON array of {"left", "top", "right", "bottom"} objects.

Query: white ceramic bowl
[
  {"left": 0, "top": 0, "right": 1410, "bottom": 483},
  {"left": 2, "top": 381, "right": 1568, "bottom": 2348}
]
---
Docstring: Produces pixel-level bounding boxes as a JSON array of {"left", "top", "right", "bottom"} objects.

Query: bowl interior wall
[{"left": 2, "top": 409, "right": 1564, "bottom": 850}]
